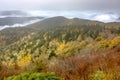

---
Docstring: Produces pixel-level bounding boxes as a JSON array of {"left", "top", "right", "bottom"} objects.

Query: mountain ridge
[{"left": 0, "top": 16, "right": 120, "bottom": 48}]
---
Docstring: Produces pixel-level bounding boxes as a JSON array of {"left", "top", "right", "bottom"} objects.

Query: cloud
[
  {"left": 0, "top": 10, "right": 120, "bottom": 30},
  {"left": 0, "top": 19, "right": 41, "bottom": 30},
  {"left": 93, "top": 14, "right": 119, "bottom": 22},
  {"left": 28, "top": 10, "right": 120, "bottom": 22}
]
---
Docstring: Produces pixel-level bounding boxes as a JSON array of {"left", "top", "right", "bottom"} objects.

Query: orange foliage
[
  {"left": 48, "top": 46, "right": 120, "bottom": 80},
  {"left": 0, "top": 65, "right": 22, "bottom": 80}
]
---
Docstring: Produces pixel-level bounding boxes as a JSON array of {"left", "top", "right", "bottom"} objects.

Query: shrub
[
  {"left": 4, "top": 72, "right": 63, "bottom": 80},
  {"left": 89, "top": 71, "right": 109, "bottom": 80},
  {"left": 109, "top": 36, "right": 120, "bottom": 49},
  {"left": 98, "top": 40, "right": 109, "bottom": 48}
]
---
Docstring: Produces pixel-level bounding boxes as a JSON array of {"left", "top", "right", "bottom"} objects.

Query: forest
[{"left": 0, "top": 16, "right": 120, "bottom": 80}]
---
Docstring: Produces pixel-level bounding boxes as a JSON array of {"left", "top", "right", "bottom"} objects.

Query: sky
[{"left": 0, "top": 0, "right": 120, "bottom": 11}]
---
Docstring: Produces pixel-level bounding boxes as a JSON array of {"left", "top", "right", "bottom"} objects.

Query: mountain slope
[
  {"left": 0, "top": 16, "right": 120, "bottom": 80},
  {"left": 0, "top": 16, "right": 119, "bottom": 48}
]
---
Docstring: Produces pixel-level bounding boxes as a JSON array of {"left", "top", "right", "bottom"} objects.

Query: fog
[
  {"left": 0, "top": 10, "right": 120, "bottom": 30},
  {"left": 0, "top": 19, "right": 41, "bottom": 30},
  {"left": 28, "top": 10, "right": 120, "bottom": 22}
]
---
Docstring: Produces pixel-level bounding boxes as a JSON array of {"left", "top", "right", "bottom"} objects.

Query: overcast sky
[{"left": 0, "top": 0, "right": 120, "bottom": 11}]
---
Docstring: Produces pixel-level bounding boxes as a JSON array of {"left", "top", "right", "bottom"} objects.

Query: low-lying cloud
[
  {"left": 94, "top": 13, "right": 119, "bottom": 22},
  {"left": 0, "top": 10, "right": 120, "bottom": 30},
  {"left": 0, "top": 19, "right": 41, "bottom": 30},
  {"left": 28, "top": 10, "right": 120, "bottom": 22}
]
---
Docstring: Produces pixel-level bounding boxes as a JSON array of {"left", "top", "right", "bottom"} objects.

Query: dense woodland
[{"left": 0, "top": 16, "right": 120, "bottom": 80}]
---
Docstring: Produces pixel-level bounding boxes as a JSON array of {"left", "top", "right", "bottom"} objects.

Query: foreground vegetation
[
  {"left": 4, "top": 72, "right": 62, "bottom": 80},
  {"left": 0, "top": 17, "right": 120, "bottom": 80}
]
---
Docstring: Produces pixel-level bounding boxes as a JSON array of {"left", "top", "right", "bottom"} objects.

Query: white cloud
[
  {"left": 93, "top": 14, "right": 118, "bottom": 22},
  {"left": 28, "top": 10, "right": 119, "bottom": 22},
  {"left": 0, "top": 10, "right": 120, "bottom": 31},
  {"left": 0, "top": 19, "right": 42, "bottom": 30}
]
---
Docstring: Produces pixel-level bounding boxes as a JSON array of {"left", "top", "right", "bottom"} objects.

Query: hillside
[
  {"left": 0, "top": 16, "right": 104, "bottom": 47},
  {"left": 0, "top": 16, "right": 120, "bottom": 80}
]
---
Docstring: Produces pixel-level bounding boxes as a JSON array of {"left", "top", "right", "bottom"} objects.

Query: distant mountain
[
  {"left": 0, "top": 16, "right": 44, "bottom": 26},
  {"left": 0, "top": 10, "right": 28, "bottom": 16},
  {"left": 0, "top": 10, "right": 44, "bottom": 29}
]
